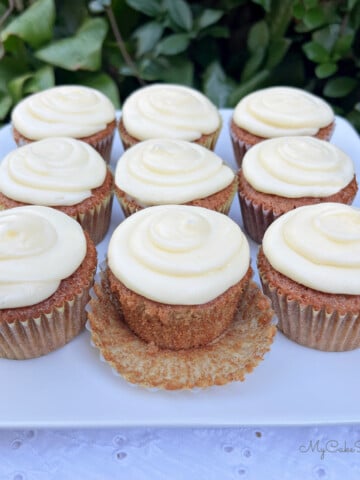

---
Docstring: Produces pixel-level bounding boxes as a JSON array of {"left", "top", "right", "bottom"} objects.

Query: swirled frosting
[
  {"left": 0, "top": 138, "right": 107, "bottom": 206},
  {"left": 115, "top": 139, "right": 234, "bottom": 205},
  {"left": 263, "top": 203, "right": 360, "bottom": 294},
  {"left": 12, "top": 86, "right": 115, "bottom": 139},
  {"left": 122, "top": 84, "right": 221, "bottom": 141},
  {"left": 243, "top": 136, "right": 354, "bottom": 197},
  {"left": 233, "top": 87, "right": 334, "bottom": 137},
  {"left": 108, "top": 205, "right": 250, "bottom": 304},
  {"left": 0, "top": 205, "right": 86, "bottom": 308}
]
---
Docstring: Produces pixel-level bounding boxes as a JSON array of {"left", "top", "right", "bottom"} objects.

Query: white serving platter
[{"left": 0, "top": 110, "right": 359, "bottom": 428}]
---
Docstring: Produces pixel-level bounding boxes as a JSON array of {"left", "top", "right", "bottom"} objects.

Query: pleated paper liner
[{"left": 87, "top": 269, "right": 276, "bottom": 391}]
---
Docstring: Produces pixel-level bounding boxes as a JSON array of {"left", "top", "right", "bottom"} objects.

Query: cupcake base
[
  {"left": 118, "top": 118, "right": 222, "bottom": 152},
  {"left": 87, "top": 275, "right": 276, "bottom": 390},
  {"left": 258, "top": 247, "right": 360, "bottom": 352},
  {"left": 0, "top": 233, "right": 97, "bottom": 360},
  {"left": 115, "top": 177, "right": 238, "bottom": 218},
  {"left": 12, "top": 120, "right": 117, "bottom": 164},
  {"left": 230, "top": 120, "right": 335, "bottom": 168}
]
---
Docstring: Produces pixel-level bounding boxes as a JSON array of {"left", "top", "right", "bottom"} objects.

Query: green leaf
[
  {"left": 203, "top": 61, "right": 234, "bottom": 107},
  {"left": 303, "top": 41, "right": 329, "bottom": 63},
  {"left": 248, "top": 20, "right": 269, "bottom": 52},
  {"left": 348, "top": 0, "right": 358, "bottom": 10},
  {"left": 293, "top": 2, "right": 305, "bottom": 19},
  {"left": 1, "top": 0, "right": 55, "bottom": 48},
  {"left": 324, "top": 76, "right": 358, "bottom": 98},
  {"left": 313, "top": 25, "right": 340, "bottom": 52},
  {"left": 241, "top": 48, "right": 266, "bottom": 81},
  {"left": 228, "top": 70, "right": 270, "bottom": 106},
  {"left": 88, "top": 0, "right": 111, "bottom": 14},
  {"left": 8, "top": 73, "right": 33, "bottom": 103},
  {"left": 76, "top": 72, "right": 120, "bottom": 108},
  {"left": 165, "top": 0, "right": 193, "bottom": 31},
  {"left": 0, "top": 58, "right": 27, "bottom": 92},
  {"left": 196, "top": 9, "right": 224, "bottom": 30},
  {"left": 35, "top": 17, "right": 108, "bottom": 71},
  {"left": 200, "top": 25, "right": 229, "bottom": 38},
  {"left": 23, "top": 66, "right": 55, "bottom": 95},
  {"left": 252, "top": 0, "right": 272, "bottom": 12},
  {"left": 333, "top": 32, "right": 354, "bottom": 58},
  {"left": 267, "top": 0, "right": 295, "bottom": 38},
  {"left": 133, "top": 21, "right": 164, "bottom": 57},
  {"left": 315, "top": 63, "right": 338, "bottom": 79},
  {"left": 155, "top": 33, "right": 190, "bottom": 56},
  {"left": 303, "top": 6, "right": 326, "bottom": 30},
  {"left": 265, "top": 37, "right": 291, "bottom": 68},
  {"left": 0, "top": 93, "right": 13, "bottom": 121},
  {"left": 158, "top": 56, "right": 194, "bottom": 85},
  {"left": 126, "top": 0, "right": 163, "bottom": 17}
]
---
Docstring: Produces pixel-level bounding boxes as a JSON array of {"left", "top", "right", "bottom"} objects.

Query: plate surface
[{"left": 1, "top": 110, "right": 359, "bottom": 428}]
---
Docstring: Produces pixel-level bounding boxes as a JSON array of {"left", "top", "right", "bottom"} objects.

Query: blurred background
[{"left": 0, "top": 0, "right": 358, "bottom": 126}]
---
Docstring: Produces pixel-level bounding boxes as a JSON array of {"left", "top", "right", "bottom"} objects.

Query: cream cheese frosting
[
  {"left": 108, "top": 205, "right": 250, "bottom": 305},
  {"left": 121, "top": 84, "right": 221, "bottom": 141},
  {"left": 0, "top": 205, "right": 86, "bottom": 308},
  {"left": 115, "top": 139, "right": 234, "bottom": 205},
  {"left": 233, "top": 87, "right": 334, "bottom": 138},
  {"left": 242, "top": 136, "right": 354, "bottom": 197},
  {"left": 263, "top": 203, "right": 360, "bottom": 294},
  {"left": 12, "top": 86, "right": 115, "bottom": 139},
  {"left": 0, "top": 138, "right": 107, "bottom": 206}
]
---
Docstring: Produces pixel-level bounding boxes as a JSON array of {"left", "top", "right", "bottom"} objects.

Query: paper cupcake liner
[
  {"left": 259, "top": 275, "right": 360, "bottom": 352},
  {"left": 230, "top": 129, "right": 253, "bottom": 169},
  {"left": 88, "top": 130, "right": 115, "bottom": 164},
  {"left": 238, "top": 192, "right": 279, "bottom": 243},
  {"left": 75, "top": 192, "right": 113, "bottom": 245},
  {"left": 0, "top": 284, "right": 93, "bottom": 360},
  {"left": 87, "top": 268, "right": 276, "bottom": 390}
]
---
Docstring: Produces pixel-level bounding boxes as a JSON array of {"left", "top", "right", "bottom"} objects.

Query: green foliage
[{"left": 0, "top": 0, "right": 358, "bottom": 131}]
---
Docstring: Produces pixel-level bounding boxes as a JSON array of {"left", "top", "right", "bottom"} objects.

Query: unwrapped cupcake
[
  {"left": 114, "top": 138, "right": 236, "bottom": 216},
  {"left": 119, "top": 84, "right": 222, "bottom": 151},
  {"left": 230, "top": 86, "right": 335, "bottom": 167},
  {"left": 0, "top": 205, "right": 97, "bottom": 359},
  {"left": 88, "top": 205, "right": 275, "bottom": 390},
  {"left": 258, "top": 202, "right": 360, "bottom": 351},
  {"left": 238, "top": 136, "right": 357, "bottom": 243},
  {"left": 11, "top": 85, "right": 116, "bottom": 163},
  {"left": 0, "top": 137, "right": 114, "bottom": 244}
]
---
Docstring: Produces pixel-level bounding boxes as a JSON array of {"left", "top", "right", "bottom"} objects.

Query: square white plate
[{"left": 1, "top": 110, "right": 359, "bottom": 428}]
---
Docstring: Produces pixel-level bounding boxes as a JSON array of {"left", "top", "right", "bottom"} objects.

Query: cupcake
[
  {"left": 230, "top": 86, "right": 335, "bottom": 167},
  {"left": 88, "top": 205, "right": 275, "bottom": 389},
  {"left": 11, "top": 85, "right": 116, "bottom": 163},
  {"left": 114, "top": 138, "right": 237, "bottom": 217},
  {"left": 119, "top": 84, "right": 222, "bottom": 151},
  {"left": 238, "top": 136, "right": 357, "bottom": 243},
  {"left": 258, "top": 202, "right": 360, "bottom": 352},
  {"left": 0, "top": 205, "right": 97, "bottom": 359},
  {"left": 0, "top": 138, "right": 114, "bottom": 244}
]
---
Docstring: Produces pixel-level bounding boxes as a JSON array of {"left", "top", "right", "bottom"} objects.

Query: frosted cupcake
[
  {"left": 11, "top": 85, "right": 116, "bottom": 163},
  {"left": 230, "top": 86, "right": 335, "bottom": 167},
  {"left": 119, "top": 84, "right": 222, "bottom": 151},
  {"left": 238, "top": 136, "right": 357, "bottom": 243},
  {"left": 0, "top": 138, "right": 113, "bottom": 244},
  {"left": 258, "top": 203, "right": 360, "bottom": 351},
  {"left": 0, "top": 205, "right": 97, "bottom": 359},
  {"left": 114, "top": 138, "right": 236, "bottom": 216},
  {"left": 88, "top": 204, "right": 275, "bottom": 389}
]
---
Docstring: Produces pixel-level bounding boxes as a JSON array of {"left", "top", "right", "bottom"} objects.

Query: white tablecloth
[{"left": 1, "top": 426, "right": 360, "bottom": 478}]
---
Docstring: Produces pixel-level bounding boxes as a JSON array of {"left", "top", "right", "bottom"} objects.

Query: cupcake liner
[
  {"left": 259, "top": 271, "right": 360, "bottom": 352},
  {"left": 87, "top": 269, "right": 276, "bottom": 390},
  {"left": 0, "top": 283, "right": 93, "bottom": 360},
  {"left": 75, "top": 191, "right": 113, "bottom": 245},
  {"left": 230, "top": 128, "right": 253, "bottom": 169},
  {"left": 88, "top": 129, "right": 115, "bottom": 164},
  {"left": 238, "top": 192, "right": 279, "bottom": 243}
]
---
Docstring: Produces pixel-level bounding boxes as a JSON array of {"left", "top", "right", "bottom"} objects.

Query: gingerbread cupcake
[
  {"left": 0, "top": 137, "right": 114, "bottom": 244},
  {"left": 114, "top": 138, "right": 236, "bottom": 216},
  {"left": 11, "top": 85, "right": 116, "bottom": 163},
  {"left": 238, "top": 136, "right": 357, "bottom": 243},
  {"left": 0, "top": 205, "right": 97, "bottom": 359},
  {"left": 119, "top": 84, "right": 222, "bottom": 151},
  {"left": 258, "top": 202, "right": 360, "bottom": 351},
  {"left": 88, "top": 205, "right": 275, "bottom": 390},
  {"left": 230, "top": 86, "right": 335, "bottom": 167}
]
